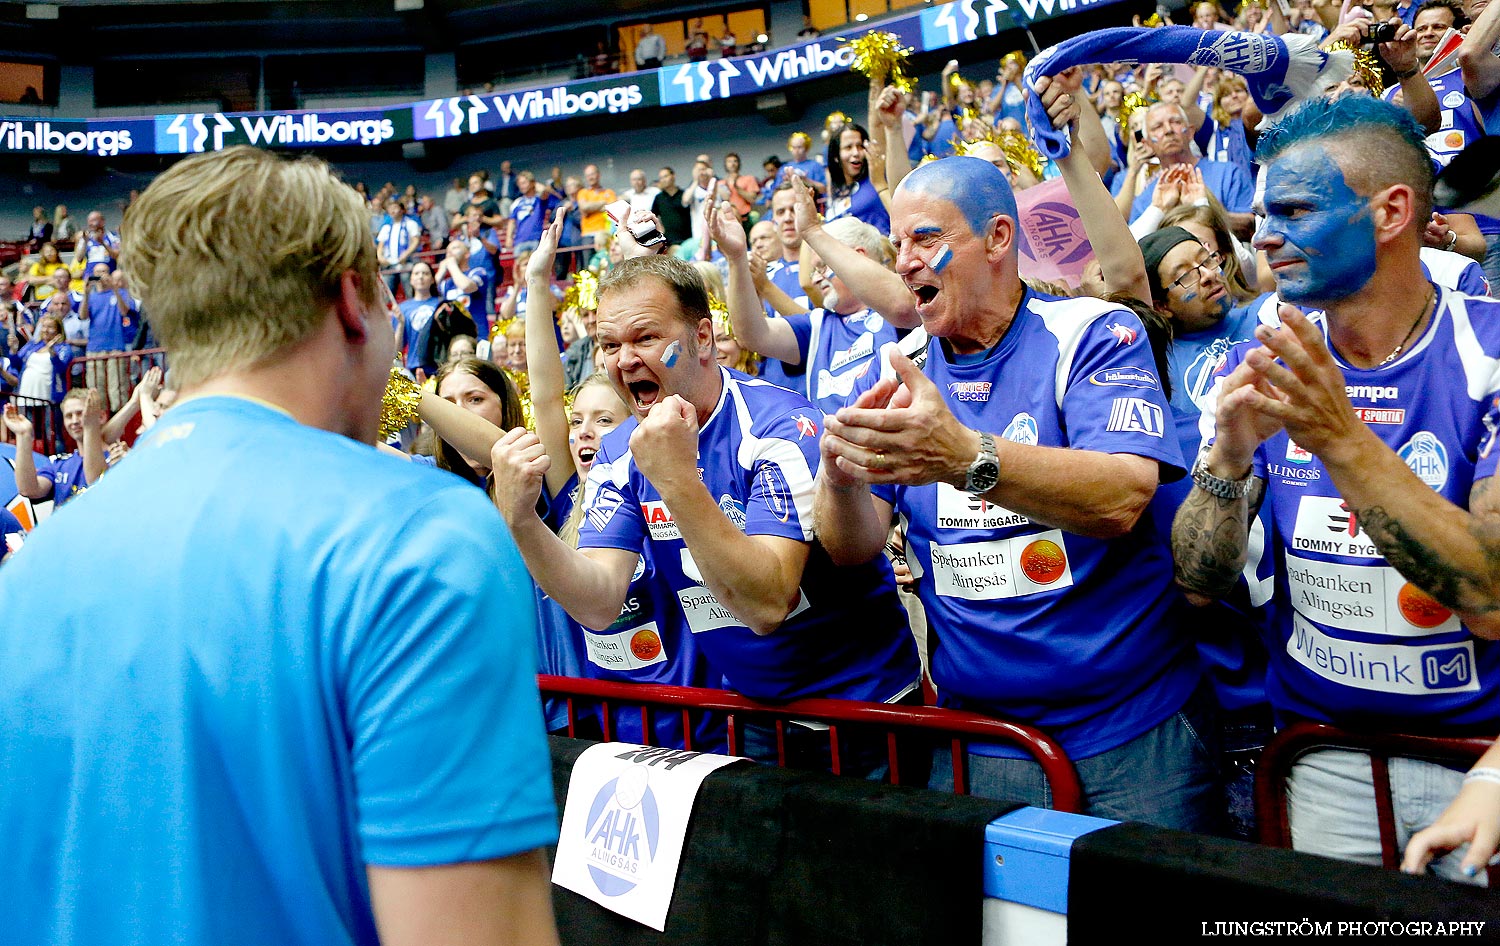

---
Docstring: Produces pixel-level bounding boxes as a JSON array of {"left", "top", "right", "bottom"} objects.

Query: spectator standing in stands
[
  {"left": 686, "top": 21, "right": 709, "bottom": 62},
  {"left": 577, "top": 164, "right": 616, "bottom": 247},
  {"left": 436, "top": 240, "right": 491, "bottom": 338},
  {"left": 72, "top": 210, "right": 119, "bottom": 276},
  {"left": 815, "top": 150, "right": 1216, "bottom": 831},
  {"left": 56, "top": 292, "right": 87, "bottom": 355},
  {"left": 771, "top": 132, "right": 829, "bottom": 196},
  {"left": 625, "top": 168, "right": 659, "bottom": 215},
  {"left": 418, "top": 194, "right": 449, "bottom": 252},
  {"left": 495, "top": 160, "right": 519, "bottom": 215},
  {"left": 1114, "top": 101, "right": 1256, "bottom": 236},
  {"left": 652, "top": 166, "right": 694, "bottom": 249},
  {"left": 507, "top": 171, "right": 553, "bottom": 256},
  {"left": 718, "top": 28, "right": 737, "bottom": 58},
  {"left": 461, "top": 205, "right": 502, "bottom": 293},
  {"left": 0, "top": 145, "right": 559, "bottom": 945},
  {"left": 81, "top": 265, "right": 138, "bottom": 412},
  {"left": 28, "top": 242, "right": 67, "bottom": 301},
  {"left": 825, "top": 122, "right": 890, "bottom": 234},
  {"left": 51, "top": 204, "right": 73, "bottom": 243},
  {"left": 397, "top": 260, "right": 440, "bottom": 381},
  {"left": 376, "top": 198, "right": 423, "bottom": 296},
  {"left": 723, "top": 153, "right": 762, "bottom": 227},
  {"left": 635, "top": 22, "right": 666, "bottom": 70},
  {"left": 491, "top": 253, "right": 920, "bottom": 765},
  {"left": 443, "top": 176, "right": 468, "bottom": 217},
  {"left": 1173, "top": 96, "right": 1500, "bottom": 884},
  {"left": 25, "top": 205, "right": 51, "bottom": 250},
  {"left": 14, "top": 312, "right": 72, "bottom": 405}
]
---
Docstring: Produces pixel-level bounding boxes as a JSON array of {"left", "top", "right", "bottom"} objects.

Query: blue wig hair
[{"left": 896, "top": 156, "right": 1018, "bottom": 236}]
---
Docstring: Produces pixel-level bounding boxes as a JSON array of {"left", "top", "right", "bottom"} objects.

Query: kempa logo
[
  {"left": 0, "top": 122, "right": 132, "bottom": 156},
  {"left": 1345, "top": 384, "right": 1399, "bottom": 402},
  {"left": 493, "top": 84, "right": 644, "bottom": 123}
]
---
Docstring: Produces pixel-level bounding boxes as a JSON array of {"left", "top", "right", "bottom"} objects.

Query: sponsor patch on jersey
[
  {"left": 585, "top": 621, "right": 668, "bottom": 672},
  {"left": 1087, "top": 366, "right": 1159, "bottom": 389},
  {"left": 586, "top": 485, "right": 626, "bottom": 532},
  {"left": 719, "top": 494, "right": 747, "bottom": 530},
  {"left": 1267, "top": 462, "right": 1321, "bottom": 485},
  {"left": 1285, "top": 554, "right": 1459, "bottom": 638},
  {"left": 631, "top": 554, "right": 646, "bottom": 582},
  {"left": 1105, "top": 321, "right": 1138, "bottom": 346},
  {"left": 640, "top": 500, "right": 681, "bottom": 540},
  {"left": 678, "top": 583, "right": 810, "bottom": 634},
  {"left": 1398, "top": 432, "right": 1449, "bottom": 489},
  {"left": 1002, "top": 412, "right": 1038, "bottom": 445},
  {"left": 793, "top": 414, "right": 818, "bottom": 439},
  {"left": 755, "top": 464, "right": 795, "bottom": 523},
  {"left": 827, "top": 331, "right": 876, "bottom": 372},
  {"left": 935, "top": 483, "right": 1031, "bottom": 530},
  {"left": 928, "top": 529, "right": 1074, "bottom": 601},
  {"left": 948, "top": 380, "right": 993, "bottom": 402},
  {"left": 1105, "top": 397, "right": 1165, "bottom": 437},
  {"left": 1354, "top": 407, "right": 1405, "bottom": 425},
  {"left": 1287, "top": 613, "right": 1479, "bottom": 695},
  {"left": 1443, "top": 90, "right": 1466, "bottom": 108},
  {"left": 1286, "top": 439, "right": 1314, "bottom": 463},
  {"left": 1290, "top": 495, "right": 1381, "bottom": 558}
]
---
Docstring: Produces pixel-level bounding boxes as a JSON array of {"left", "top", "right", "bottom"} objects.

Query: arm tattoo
[
  {"left": 1170, "top": 480, "right": 1261, "bottom": 598},
  {"left": 1353, "top": 503, "right": 1500, "bottom": 619}
]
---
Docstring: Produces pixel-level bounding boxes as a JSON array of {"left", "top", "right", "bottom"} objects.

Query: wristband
[
  {"left": 1465, "top": 767, "right": 1500, "bottom": 786},
  {"left": 1443, "top": 229, "right": 1459, "bottom": 252},
  {"left": 1394, "top": 66, "right": 1420, "bottom": 79}
]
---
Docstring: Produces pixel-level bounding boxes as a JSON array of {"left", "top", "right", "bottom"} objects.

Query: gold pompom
[
  {"left": 1326, "top": 41, "right": 1384, "bottom": 97},
  {"left": 1001, "top": 50, "right": 1028, "bottom": 70},
  {"left": 503, "top": 367, "right": 536, "bottom": 432},
  {"left": 380, "top": 363, "right": 423, "bottom": 439},
  {"left": 1118, "top": 90, "right": 1152, "bottom": 131},
  {"left": 1143, "top": 12, "right": 1165, "bottom": 26},
  {"left": 708, "top": 292, "right": 732, "bottom": 337},
  {"left": 562, "top": 269, "right": 599, "bottom": 315},
  {"left": 490, "top": 316, "right": 518, "bottom": 342},
  {"left": 956, "top": 128, "right": 1046, "bottom": 181},
  {"left": 825, "top": 111, "right": 852, "bottom": 132},
  {"left": 841, "top": 30, "right": 916, "bottom": 93}
]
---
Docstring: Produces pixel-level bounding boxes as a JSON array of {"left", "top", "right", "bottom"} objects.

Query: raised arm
[
  {"left": 749, "top": 251, "right": 808, "bottom": 318},
  {"left": 80, "top": 389, "right": 106, "bottom": 486},
  {"left": 1038, "top": 72, "right": 1152, "bottom": 304},
  {"left": 874, "top": 85, "right": 914, "bottom": 192},
  {"left": 1378, "top": 20, "right": 1440, "bottom": 133},
  {"left": 1, "top": 404, "right": 52, "bottom": 500},
  {"left": 523, "top": 216, "right": 577, "bottom": 499},
  {"left": 1461, "top": 0, "right": 1500, "bottom": 101},
  {"left": 791, "top": 175, "right": 918, "bottom": 328},
  {"left": 490, "top": 427, "right": 637, "bottom": 629},
  {"left": 714, "top": 203, "right": 801, "bottom": 364}
]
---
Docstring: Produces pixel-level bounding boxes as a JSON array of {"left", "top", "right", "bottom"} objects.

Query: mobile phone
[
  {"left": 1133, "top": 127, "right": 1145, "bottom": 144},
  {"left": 606, "top": 199, "right": 666, "bottom": 247}
]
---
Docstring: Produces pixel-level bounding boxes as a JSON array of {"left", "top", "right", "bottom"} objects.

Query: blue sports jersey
[
  {"left": 438, "top": 267, "right": 490, "bottom": 334},
  {"left": 853, "top": 290, "right": 1200, "bottom": 759},
  {"left": 86, "top": 289, "right": 134, "bottom": 353},
  {"left": 771, "top": 159, "right": 828, "bottom": 192},
  {"left": 761, "top": 258, "right": 810, "bottom": 393},
  {"left": 48, "top": 450, "right": 88, "bottom": 506},
  {"left": 1421, "top": 247, "right": 1490, "bottom": 297},
  {"left": 0, "top": 441, "right": 53, "bottom": 530},
  {"left": 783, "top": 306, "right": 901, "bottom": 417},
  {"left": 1206, "top": 285, "right": 1500, "bottom": 733},
  {"left": 399, "top": 297, "right": 439, "bottom": 374},
  {"left": 0, "top": 396, "right": 556, "bottom": 946},
  {"left": 1119, "top": 158, "right": 1254, "bottom": 221},
  {"left": 826, "top": 178, "right": 890, "bottom": 235},
  {"left": 0, "top": 507, "right": 20, "bottom": 561},
  {"left": 1195, "top": 116, "right": 1253, "bottom": 177},
  {"left": 578, "top": 369, "right": 920, "bottom": 705},
  {"left": 509, "top": 194, "right": 553, "bottom": 246}
]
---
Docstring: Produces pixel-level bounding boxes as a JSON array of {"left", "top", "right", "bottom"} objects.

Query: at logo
[
  {"left": 1106, "top": 397, "right": 1165, "bottom": 437},
  {"left": 792, "top": 414, "right": 818, "bottom": 439},
  {"left": 1398, "top": 432, "right": 1449, "bottom": 489},
  {"left": 587, "top": 486, "right": 626, "bottom": 532},
  {"left": 583, "top": 767, "right": 661, "bottom": 897}
]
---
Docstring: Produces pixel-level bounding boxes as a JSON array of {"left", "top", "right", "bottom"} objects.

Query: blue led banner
[{"left": 0, "top": 0, "right": 1127, "bottom": 157}]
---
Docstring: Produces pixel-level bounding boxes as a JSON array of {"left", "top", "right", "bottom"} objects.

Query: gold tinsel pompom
[
  {"left": 956, "top": 128, "right": 1047, "bottom": 181},
  {"left": 825, "top": 111, "right": 852, "bottom": 132},
  {"left": 562, "top": 269, "right": 599, "bottom": 315},
  {"left": 1118, "top": 91, "right": 1152, "bottom": 131},
  {"left": 1326, "top": 41, "right": 1384, "bottom": 97},
  {"left": 380, "top": 363, "right": 423, "bottom": 439},
  {"left": 842, "top": 30, "right": 916, "bottom": 93},
  {"left": 1001, "top": 50, "right": 1028, "bottom": 70}
]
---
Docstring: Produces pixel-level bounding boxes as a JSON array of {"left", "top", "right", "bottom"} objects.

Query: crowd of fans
[{"left": 4, "top": 0, "right": 1500, "bottom": 898}]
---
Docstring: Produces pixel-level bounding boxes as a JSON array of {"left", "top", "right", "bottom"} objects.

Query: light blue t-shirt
[{"left": 0, "top": 396, "right": 557, "bottom": 946}]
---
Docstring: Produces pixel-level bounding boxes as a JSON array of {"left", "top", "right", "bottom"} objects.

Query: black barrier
[
  {"left": 1068, "top": 822, "right": 1500, "bottom": 944},
  {"left": 547, "top": 736, "right": 1021, "bottom": 946}
]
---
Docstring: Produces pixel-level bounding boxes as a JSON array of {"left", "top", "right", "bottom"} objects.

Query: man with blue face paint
[
  {"left": 814, "top": 78, "right": 1217, "bottom": 832},
  {"left": 1173, "top": 94, "right": 1500, "bottom": 884}
]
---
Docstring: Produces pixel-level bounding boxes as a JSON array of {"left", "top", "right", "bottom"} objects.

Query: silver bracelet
[{"left": 1464, "top": 767, "right": 1500, "bottom": 786}]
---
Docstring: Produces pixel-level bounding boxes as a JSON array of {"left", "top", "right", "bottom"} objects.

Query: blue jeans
[{"left": 929, "top": 688, "right": 1224, "bottom": 834}]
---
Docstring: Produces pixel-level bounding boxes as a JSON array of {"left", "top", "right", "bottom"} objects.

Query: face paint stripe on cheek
[
  {"left": 930, "top": 244, "right": 954, "bottom": 274},
  {"left": 662, "top": 339, "right": 681, "bottom": 367}
]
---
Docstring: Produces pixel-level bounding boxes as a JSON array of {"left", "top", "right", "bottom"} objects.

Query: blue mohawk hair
[{"left": 1256, "top": 94, "right": 1427, "bottom": 165}]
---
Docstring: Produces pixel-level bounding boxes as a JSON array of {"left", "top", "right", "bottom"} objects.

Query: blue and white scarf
[{"left": 1023, "top": 27, "right": 1352, "bottom": 160}]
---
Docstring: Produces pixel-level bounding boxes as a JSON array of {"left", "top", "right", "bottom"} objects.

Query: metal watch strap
[{"left": 1191, "top": 454, "right": 1253, "bottom": 500}]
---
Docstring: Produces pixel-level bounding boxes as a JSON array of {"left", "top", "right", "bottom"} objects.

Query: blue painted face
[{"left": 1254, "top": 145, "right": 1376, "bottom": 304}]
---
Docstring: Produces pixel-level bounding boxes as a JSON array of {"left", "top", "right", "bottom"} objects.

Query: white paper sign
[{"left": 551, "top": 742, "right": 744, "bottom": 930}]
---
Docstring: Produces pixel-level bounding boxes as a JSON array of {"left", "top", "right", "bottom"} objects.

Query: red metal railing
[
  {"left": 538, "top": 675, "right": 1084, "bottom": 812},
  {"left": 1255, "top": 721, "right": 1496, "bottom": 883}
]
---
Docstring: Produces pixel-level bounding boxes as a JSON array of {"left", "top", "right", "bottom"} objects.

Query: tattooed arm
[{"left": 1172, "top": 475, "right": 1266, "bottom": 602}]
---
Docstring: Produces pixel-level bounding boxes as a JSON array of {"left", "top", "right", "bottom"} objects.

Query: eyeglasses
[{"left": 1171, "top": 252, "right": 1223, "bottom": 291}]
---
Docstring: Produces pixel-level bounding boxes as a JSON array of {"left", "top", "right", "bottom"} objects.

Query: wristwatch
[
  {"left": 1191, "top": 453, "right": 1253, "bottom": 500},
  {"left": 962, "top": 432, "right": 1000, "bottom": 495}
]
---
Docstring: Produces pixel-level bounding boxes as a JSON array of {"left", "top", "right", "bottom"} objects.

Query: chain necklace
[{"left": 1376, "top": 289, "right": 1433, "bottom": 367}]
